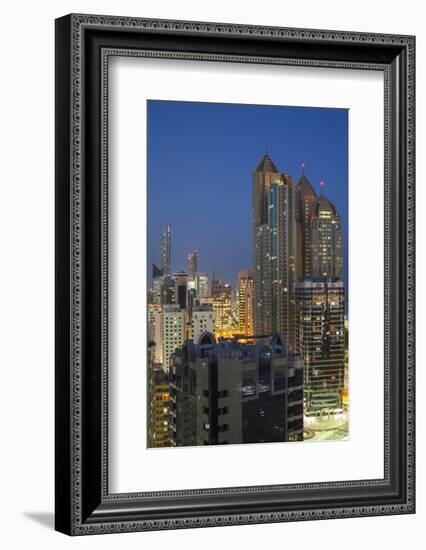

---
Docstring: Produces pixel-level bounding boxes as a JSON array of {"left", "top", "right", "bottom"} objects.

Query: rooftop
[{"left": 254, "top": 153, "right": 278, "bottom": 173}]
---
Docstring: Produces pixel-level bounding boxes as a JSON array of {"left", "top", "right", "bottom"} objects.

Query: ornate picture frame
[{"left": 55, "top": 14, "right": 415, "bottom": 535}]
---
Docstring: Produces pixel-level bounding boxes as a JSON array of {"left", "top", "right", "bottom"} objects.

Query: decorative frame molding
[{"left": 55, "top": 14, "right": 415, "bottom": 535}]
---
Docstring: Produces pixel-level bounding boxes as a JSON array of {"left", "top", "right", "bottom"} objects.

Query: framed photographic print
[{"left": 55, "top": 14, "right": 415, "bottom": 535}]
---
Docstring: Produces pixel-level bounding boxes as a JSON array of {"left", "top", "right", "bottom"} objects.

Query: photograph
[
  {"left": 146, "top": 100, "right": 349, "bottom": 448},
  {"left": 52, "top": 10, "right": 415, "bottom": 538}
]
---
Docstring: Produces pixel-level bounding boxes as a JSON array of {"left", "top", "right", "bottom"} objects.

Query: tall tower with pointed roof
[
  {"left": 296, "top": 165, "right": 317, "bottom": 279},
  {"left": 252, "top": 154, "right": 297, "bottom": 347},
  {"left": 252, "top": 154, "right": 280, "bottom": 336}
]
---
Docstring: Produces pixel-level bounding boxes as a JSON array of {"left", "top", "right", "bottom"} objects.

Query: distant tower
[
  {"left": 238, "top": 270, "right": 254, "bottom": 336},
  {"left": 310, "top": 194, "right": 343, "bottom": 279},
  {"left": 162, "top": 305, "right": 185, "bottom": 372},
  {"left": 174, "top": 271, "right": 188, "bottom": 310},
  {"left": 296, "top": 164, "right": 317, "bottom": 279},
  {"left": 195, "top": 273, "right": 209, "bottom": 298},
  {"left": 187, "top": 250, "right": 198, "bottom": 281},
  {"left": 161, "top": 224, "right": 171, "bottom": 276},
  {"left": 211, "top": 278, "right": 233, "bottom": 336}
]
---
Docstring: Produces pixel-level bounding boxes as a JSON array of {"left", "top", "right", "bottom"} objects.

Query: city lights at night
[{"left": 146, "top": 100, "right": 349, "bottom": 448}]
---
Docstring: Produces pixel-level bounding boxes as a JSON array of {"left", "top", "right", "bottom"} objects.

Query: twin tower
[{"left": 252, "top": 154, "right": 344, "bottom": 349}]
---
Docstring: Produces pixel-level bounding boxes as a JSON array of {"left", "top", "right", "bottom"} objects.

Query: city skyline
[
  {"left": 147, "top": 101, "right": 349, "bottom": 448},
  {"left": 147, "top": 100, "right": 348, "bottom": 291}
]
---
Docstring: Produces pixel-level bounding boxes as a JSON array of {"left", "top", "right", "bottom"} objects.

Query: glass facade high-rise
[
  {"left": 252, "top": 154, "right": 279, "bottom": 336},
  {"left": 310, "top": 195, "right": 343, "bottom": 279},
  {"left": 252, "top": 154, "right": 346, "bottom": 420},
  {"left": 295, "top": 279, "right": 345, "bottom": 415},
  {"left": 187, "top": 250, "right": 198, "bottom": 281},
  {"left": 252, "top": 155, "right": 297, "bottom": 347},
  {"left": 174, "top": 271, "right": 188, "bottom": 310},
  {"left": 269, "top": 175, "right": 297, "bottom": 348},
  {"left": 161, "top": 224, "right": 171, "bottom": 276},
  {"left": 195, "top": 273, "right": 209, "bottom": 298}
]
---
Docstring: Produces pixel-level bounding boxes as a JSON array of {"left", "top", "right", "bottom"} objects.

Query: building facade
[
  {"left": 161, "top": 224, "right": 171, "bottom": 276},
  {"left": 310, "top": 195, "right": 343, "bottom": 279},
  {"left": 169, "top": 333, "right": 304, "bottom": 446},
  {"left": 252, "top": 154, "right": 297, "bottom": 347},
  {"left": 148, "top": 303, "right": 163, "bottom": 364},
  {"left": 268, "top": 174, "right": 297, "bottom": 348},
  {"left": 160, "top": 275, "right": 175, "bottom": 305},
  {"left": 252, "top": 154, "right": 279, "bottom": 336},
  {"left": 191, "top": 304, "right": 215, "bottom": 341},
  {"left": 238, "top": 269, "right": 254, "bottom": 336},
  {"left": 296, "top": 168, "right": 317, "bottom": 279},
  {"left": 174, "top": 271, "right": 188, "bottom": 310},
  {"left": 211, "top": 279, "right": 233, "bottom": 337},
  {"left": 147, "top": 359, "right": 171, "bottom": 448},
  {"left": 195, "top": 272, "right": 209, "bottom": 298},
  {"left": 295, "top": 278, "right": 345, "bottom": 415},
  {"left": 187, "top": 250, "right": 198, "bottom": 281},
  {"left": 162, "top": 305, "right": 185, "bottom": 372}
]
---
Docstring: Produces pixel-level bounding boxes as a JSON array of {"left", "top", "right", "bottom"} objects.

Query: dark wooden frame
[{"left": 55, "top": 13, "right": 415, "bottom": 535}]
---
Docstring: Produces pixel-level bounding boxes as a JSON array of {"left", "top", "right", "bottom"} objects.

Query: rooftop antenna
[{"left": 319, "top": 180, "right": 324, "bottom": 196}]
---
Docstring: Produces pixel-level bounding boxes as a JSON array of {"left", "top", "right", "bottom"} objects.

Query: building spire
[
  {"left": 255, "top": 152, "right": 278, "bottom": 173},
  {"left": 319, "top": 180, "right": 324, "bottom": 196},
  {"left": 301, "top": 161, "right": 305, "bottom": 176}
]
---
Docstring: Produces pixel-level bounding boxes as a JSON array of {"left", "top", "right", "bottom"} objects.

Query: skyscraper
[
  {"left": 191, "top": 304, "right": 215, "bottom": 341},
  {"left": 160, "top": 275, "right": 175, "bottom": 305},
  {"left": 252, "top": 154, "right": 297, "bottom": 347},
  {"left": 195, "top": 273, "right": 209, "bottom": 298},
  {"left": 252, "top": 154, "right": 279, "bottom": 336},
  {"left": 174, "top": 271, "right": 188, "bottom": 310},
  {"left": 212, "top": 279, "right": 233, "bottom": 337},
  {"left": 161, "top": 224, "right": 171, "bottom": 276},
  {"left": 295, "top": 278, "right": 345, "bottom": 415},
  {"left": 269, "top": 174, "right": 297, "bottom": 348},
  {"left": 296, "top": 166, "right": 317, "bottom": 279},
  {"left": 148, "top": 303, "right": 163, "bottom": 364},
  {"left": 162, "top": 305, "right": 185, "bottom": 372},
  {"left": 169, "top": 333, "right": 303, "bottom": 446},
  {"left": 187, "top": 250, "right": 198, "bottom": 281},
  {"left": 310, "top": 194, "right": 343, "bottom": 279},
  {"left": 238, "top": 269, "right": 254, "bottom": 336}
]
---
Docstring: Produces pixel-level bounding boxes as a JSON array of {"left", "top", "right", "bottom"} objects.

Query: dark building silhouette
[
  {"left": 152, "top": 263, "right": 163, "bottom": 280},
  {"left": 169, "top": 333, "right": 303, "bottom": 446}
]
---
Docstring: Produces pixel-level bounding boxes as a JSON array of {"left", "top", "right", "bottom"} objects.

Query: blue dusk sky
[{"left": 147, "top": 100, "right": 348, "bottom": 291}]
